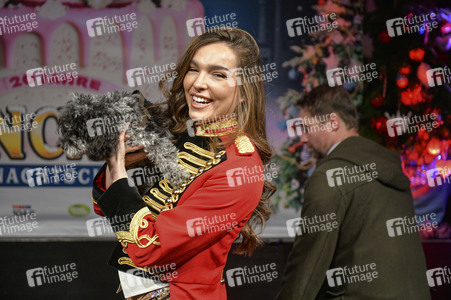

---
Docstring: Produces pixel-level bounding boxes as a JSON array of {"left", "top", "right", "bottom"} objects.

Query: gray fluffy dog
[{"left": 58, "top": 90, "right": 189, "bottom": 192}]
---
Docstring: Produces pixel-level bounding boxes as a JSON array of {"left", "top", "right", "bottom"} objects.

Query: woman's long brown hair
[{"left": 158, "top": 28, "right": 276, "bottom": 255}]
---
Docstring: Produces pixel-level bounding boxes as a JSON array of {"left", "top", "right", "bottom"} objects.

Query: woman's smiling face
[{"left": 183, "top": 42, "right": 242, "bottom": 121}]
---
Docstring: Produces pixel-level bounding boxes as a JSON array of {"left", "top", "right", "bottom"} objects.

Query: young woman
[{"left": 92, "top": 28, "right": 275, "bottom": 299}]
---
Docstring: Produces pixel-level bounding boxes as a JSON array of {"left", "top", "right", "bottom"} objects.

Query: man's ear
[{"left": 329, "top": 112, "right": 340, "bottom": 131}]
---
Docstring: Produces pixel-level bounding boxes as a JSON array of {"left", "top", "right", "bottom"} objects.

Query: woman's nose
[{"left": 193, "top": 73, "right": 207, "bottom": 90}]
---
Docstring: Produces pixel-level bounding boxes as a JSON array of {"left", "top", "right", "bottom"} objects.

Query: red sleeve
[
  {"left": 116, "top": 156, "right": 264, "bottom": 268},
  {"left": 92, "top": 165, "right": 107, "bottom": 216}
]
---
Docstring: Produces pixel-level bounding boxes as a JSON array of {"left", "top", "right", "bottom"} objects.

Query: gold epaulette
[{"left": 235, "top": 133, "right": 255, "bottom": 154}]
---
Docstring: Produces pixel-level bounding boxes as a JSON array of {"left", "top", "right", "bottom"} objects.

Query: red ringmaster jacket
[{"left": 92, "top": 121, "right": 264, "bottom": 300}]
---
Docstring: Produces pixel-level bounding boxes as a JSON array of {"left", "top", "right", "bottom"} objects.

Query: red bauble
[
  {"left": 396, "top": 74, "right": 409, "bottom": 88},
  {"left": 409, "top": 48, "right": 425, "bottom": 61},
  {"left": 399, "top": 65, "right": 411, "bottom": 75},
  {"left": 427, "top": 138, "right": 441, "bottom": 156},
  {"left": 371, "top": 94, "right": 384, "bottom": 107},
  {"left": 378, "top": 31, "right": 391, "bottom": 43},
  {"left": 438, "top": 127, "right": 449, "bottom": 138},
  {"left": 401, "top": 85, "right": 423, "bottom": 105},
  {"left": 370, "top": 116, "right": 387, "bottom": 133},
  {"left": 418, "top": 130, "right": 430, "bottom": 141}
]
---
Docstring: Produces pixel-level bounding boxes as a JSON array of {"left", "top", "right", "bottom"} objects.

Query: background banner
[{"left": 0, "top": 0, "right": 300, "bottom": 239}]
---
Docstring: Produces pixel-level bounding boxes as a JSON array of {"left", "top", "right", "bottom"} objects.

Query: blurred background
[{"left": 0, "top": 0, "right": 450, "bottom": 299}]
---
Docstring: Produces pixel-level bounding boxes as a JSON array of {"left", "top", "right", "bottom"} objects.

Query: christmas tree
[{"left": 274, "top": 0, "right": 364, "bottom": 210}]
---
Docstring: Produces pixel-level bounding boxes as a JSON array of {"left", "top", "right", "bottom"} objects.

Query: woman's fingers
[
  {"left": 106, "top": 124, "right": 147, "bottom": 181},
  {"left": 125, "top": 150, "right": 148, "bottom": 166},
  {"left": 125, "top": 144, "right": 144, "bottom": 154},
  {"left": 118, "top": 123, "right": 130, "bottom": 150},
  {"left": 105, "top": 124, "right": 130, "bottom": 185}
]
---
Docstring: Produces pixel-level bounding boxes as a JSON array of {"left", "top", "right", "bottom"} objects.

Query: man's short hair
[{"left": 297, "top": 85, "right": 359, "bottom": 130}]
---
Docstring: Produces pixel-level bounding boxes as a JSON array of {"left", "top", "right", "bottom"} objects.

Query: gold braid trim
[
  {"left": 136, "top": 144, "right": 225, "bottom": 222},
  {"left": 159, "top": 179, "right": 173, "bottom": 194},
  {"left": 118, "top": 257, "right": 151, "bottom": 272},
  {"left": 115, "top": 207, "right": 161, "bottom": 249},
  {"left": 194, "top": 117, "right": 238, "bottom": 137},
  {"left": 183, "top": 142, "right": 216, "bottom": 160}
]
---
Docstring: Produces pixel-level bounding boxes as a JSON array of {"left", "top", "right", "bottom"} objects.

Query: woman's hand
[{"left": 105, "top": 124, "right": 146, "bottom": 189}]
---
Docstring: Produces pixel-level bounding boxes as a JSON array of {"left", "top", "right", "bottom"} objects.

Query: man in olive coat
[{"left": 276, "top": 86, "right": 431, "bottom": 300}]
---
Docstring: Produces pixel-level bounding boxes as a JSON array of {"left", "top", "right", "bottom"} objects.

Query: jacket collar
[{"left": 192, "top": 114, "right": 238, "bottom": 137}]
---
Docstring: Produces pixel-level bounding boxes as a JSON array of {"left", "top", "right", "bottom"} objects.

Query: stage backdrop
[{"left": 0, "top": 0, "right": 300, "bottom": 240}]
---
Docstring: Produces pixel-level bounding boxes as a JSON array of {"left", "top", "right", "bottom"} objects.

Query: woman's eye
[
  {"left": 188, "top": 67, "right": 198, "bottom": 72},
  {"left": 214, "top": 73, "right": 227, "bottom": 79}
]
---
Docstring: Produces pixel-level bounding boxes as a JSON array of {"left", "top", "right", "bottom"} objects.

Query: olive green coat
[{"left": 277, "top": 136, "right": 430, "bottom": 300}]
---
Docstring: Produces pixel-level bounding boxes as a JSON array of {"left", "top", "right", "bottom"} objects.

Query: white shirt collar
[{"left": 326, "top": 141, "right": 342, "bottom": 156}]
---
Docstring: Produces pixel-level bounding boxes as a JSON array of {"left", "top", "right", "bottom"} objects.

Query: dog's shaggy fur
[{"left": 58, "top": 90, "right": 189, "bottom": 191}]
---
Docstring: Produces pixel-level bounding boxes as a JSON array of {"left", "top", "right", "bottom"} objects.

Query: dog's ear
[
  {"left": 132, "top": 90, "right": 151, "bottom": 127},
  {"left": 58, "top": 136, "right": 86, "bottom": 159}
]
